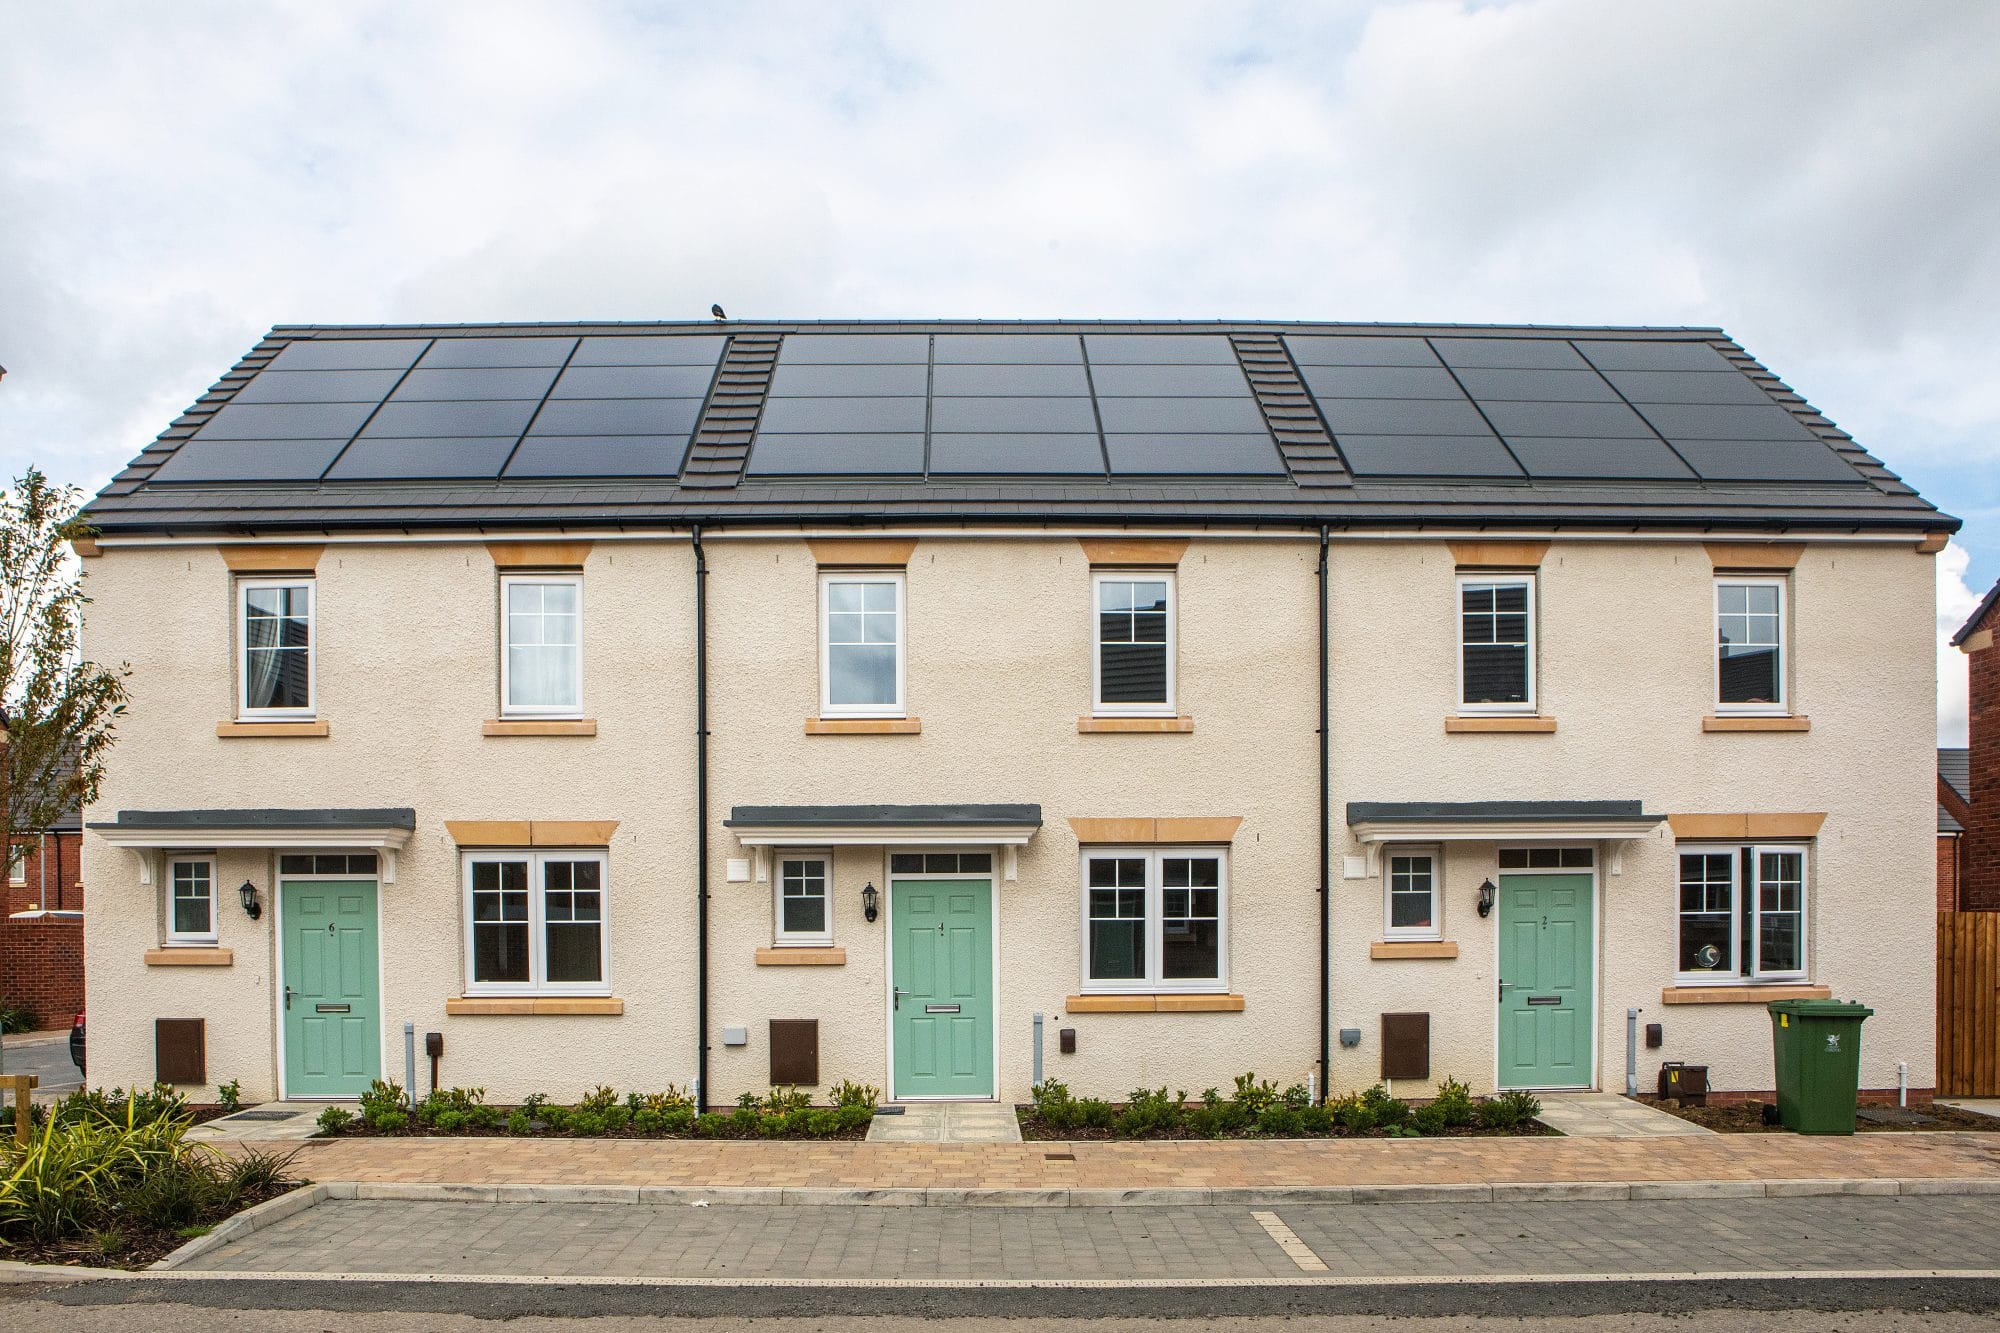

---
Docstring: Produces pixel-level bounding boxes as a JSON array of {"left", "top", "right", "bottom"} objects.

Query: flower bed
[
  {"left": 1, "top": 1084, "right": 304, "bottom": 1269},
  {"left": 315, "top": 1080, "right": 881, "bottom": 1140},
  {"left": 1017, "top": 1075, "right": 1550, "bottom": 1141}
]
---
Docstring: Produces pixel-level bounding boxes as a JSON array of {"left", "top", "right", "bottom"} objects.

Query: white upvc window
[
  {"left": 7, "top": 841, "right": 24, "bottom": 888},
  {"left": 237, "top": 577, "right": 315, "bottom": 719},
  {"left": 819, "top": 572, "right": 905, "bottom": 718},
  {"left": 1676, "top": 844, "right": 1808, "bottom": 984},
  {"left": 1457, "top": 573, "right": 1535, "bottom": 713},
  {"left": 462, "top": 850, "right": 610, "bottom": 995},
  {"left": 1715, "top": 577, "right": 1787, "bottom": 714},
  {"left": 501, "top": 574, "right": 584, "bottom": 717},
  {"left": 166, "top": 857, "right": 218, "bottom": 945},
  {"left": 1092, "top": 571, "right": 1175, "bottom": 716},
  {"left": 775, "top": 851, "right": 833, "bottom": 946},
  {"left": 1383, "top": 846, "right": 1441, "bottom": 941},
  {"left": 1079, "top": 847, "right": 1227, "bottom": 993}
]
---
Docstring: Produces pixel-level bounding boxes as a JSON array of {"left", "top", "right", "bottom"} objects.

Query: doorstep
[
  {"left": 189, "top": 1102, "right": 342, "bottom": 1143},
  {"left": 1530, "top": 1091, "right": 1715, "bottom": 1138},
  {"left": 867, "top": 1102, "right": 1024, "bottom": 1144}
]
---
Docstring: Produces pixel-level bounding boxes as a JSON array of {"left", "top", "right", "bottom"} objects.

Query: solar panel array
[
  {"left": 151, "top": 335, "right": 726, "bottom": 483},
  {"left": 1286, "top": 335, "right": 1859, "bottom": 484},
  {"left": 749, "top": 333, "right": 1286, "bottom": 478}
]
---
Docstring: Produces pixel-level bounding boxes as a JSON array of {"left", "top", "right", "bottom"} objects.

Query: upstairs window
[
  {"left": 1716, "top": 578, "right": 1786, "bottom": 713},
  {"left": 463, "top": 851, "right": 609, "bottom": 995},
  {"left": 1093, "top": 573, "right": 1175, "bottom": 715},
  {"left": 502, "top": 575, "right": 583, "bottom": 717},
  {"left": 167, "top": 858, "right": 217, "bottom": 945},
  {"left": 1677, "top": 845, "right": 1806, "bottom": 983},
  {"left": 238, "top": 578, "right": 314, "bottom": 718},
  {"left": 820, "top": 573, "right": 905, "bottom": 717},
  {"left": 1384, "top": 848, "right": 1441, "bottom": 941},
  {"left": 1081, "top": 848, "right": 1226, "bottom": 992},
  {"left": 776, "top": 852, "right": 832, "bottom": 946},
  {"left": 1458, "top": 575, "right": 1534, "bottom": 712}
]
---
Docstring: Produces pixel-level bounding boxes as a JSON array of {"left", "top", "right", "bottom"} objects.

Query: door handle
[
  {"left": 284, "top": 985, "right": 297, "bottom": 1011},
  {"left": 893, "top": 987, "right": 912, "bottom": 1011}
]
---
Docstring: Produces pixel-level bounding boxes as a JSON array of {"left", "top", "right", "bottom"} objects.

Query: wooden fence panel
[{"left": 1939, "top": 912, "right": 2000, "bottom": 1097}]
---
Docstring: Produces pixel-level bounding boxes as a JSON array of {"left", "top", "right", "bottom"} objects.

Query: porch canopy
[
  {"left": 1346, "top": 800, "right": 1664, "bottom": 873},
  {"left": 725, "top": 804, "right": 1043, "bottom": 881},
  {"left": 88, "top": 807, "right": 417, "bottom": 882}
]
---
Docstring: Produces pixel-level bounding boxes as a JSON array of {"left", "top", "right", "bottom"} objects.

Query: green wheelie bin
[{"left": 1767, "top": 999, "right": 1873, "bottom": 1135}]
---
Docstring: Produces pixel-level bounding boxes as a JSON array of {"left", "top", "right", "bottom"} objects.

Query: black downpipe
[
  {"left": 692, "top": 526, "right": 711, "bottom": 1113},
  {"left": 1317, "top": 524, "right": 1332, "bottom": 1103}
]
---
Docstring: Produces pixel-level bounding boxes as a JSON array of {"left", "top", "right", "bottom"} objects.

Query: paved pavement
[
  {"left": 178, "top": 1193, "right": 2000, "bottom": 1281},
  {"left": 281, "top": 1126, "right": 2000, "bottom": 1192},
  {"left": 1530, "top": 1090, "right": 1711, "bottom": 1137},
  {"left": 866, "top": 1102, "right": 1023, "bottom": 1143},
  {"left": 0, "top": 1029, "right": 80, "bottom": 1103}
]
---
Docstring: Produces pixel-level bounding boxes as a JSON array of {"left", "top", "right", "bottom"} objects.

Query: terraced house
[{"left": 77, "top": 320, "right": 1952, "bottom": 1110}]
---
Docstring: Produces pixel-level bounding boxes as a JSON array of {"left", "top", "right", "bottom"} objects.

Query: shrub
[
  {"left": 315, "top": 1107, "right": 353, "bottom": 1135},
  {"left": 433, "top": 1110, "right": 469, "bottom": 1133},
  {"left": 467, "top": 1105, "right": 503, "bottom": 1131},
  {"left": 1360, "top": 1083, "right": 1409, "bottom": 1129},
  {"left": 366, "top": 1110, "right": 408, "bottom": 1133},
  {"left": 1231, "top": 1073, "right": 1278, "bottom": 1115},
  {"left": 834, "top": 1105, "right": 872, "bottom": 1132},
  {"left": 1, "top": 1118, "right": 137, "bottom": 1244},
  {"left": 693, "top": 1112, "right": 732, "bottom": 1138},
  {"left": 505, "top": 1110, "right": 534, "bottom": 1136},
  {"left": 84, "top": 1226, "right": 128, "bottom": 1261},
  {"left": 1077, "top": 1098, "right": 1115, "bottom": 1130},
  {"left": 216, "top": 1080, "right": 244, "bottom": 1114},
  {"left": 632, "top": 1109, "right": 664, "bottom": 1133},
  {"left": 804, "top": 1109, "right": 840, "bottom": 1137},
  {"left": 728, "top": 1105, "right": 761, "bottom": 1134},
  {"left": 1474, "top": 1089, "right": 1541, "bottom": 1130},
  {"left": 1410, "top": 1104, "right": 1447, "bottom": 1136},
  {"left": 567, "top": 1112, "right": 607, "bottom": 1136},
  {"left": 1330, "top": 1092, "right": 1374, "bottom": 1134},
  {"left": 1430, "top": 1077, "right": 1474, "bottom": 1128},
  {"left": 123, "top": 1155, "right": 227, "bottom": 1231},
  {"left": 578, "top": 1085, "right": 621, "bottom": 1115},
  {"left": 1256, "top": 1104, "right": 1303, "bottom": 1137},
  {"left": 1298, "top": 1103, "right": 1334, "bottom": 1134},
  {"left": 641, "top": 1086, "right": 696, "bottom": 1113},
  {"left": 1116, "top": 1087, "right": 1183, "bottom": 1137},
  {"left": 763, "top": 1086, "right": 812, "bottom": 1115},
  {"left": 358, "top": 1080, "right": 406, "bottom": 1120},
  {"left": 217, "top": 1147, "right": 301, "bottom": 1199},
  {"left": 1279, "top": 1083, "right": 1311, "bottom": 1110},
  {"left": 521, "top": 1093, "right": 550, "bottom": 1116},
  {"left": 54, "top": 1084, "right": 188, "bottom": 1131},
  {"left": 830, "top": 1080, "right": 880, "bottom": 1109},
  {"left": 1030, "top": 1079, "right": 1079, "bottom": 1130},
  {"left": 0, "top": 1001, "right": 31, "bottom": 1035},
  {"left": 417, "top": 1087, "right": 488, "bottom": 1126}
]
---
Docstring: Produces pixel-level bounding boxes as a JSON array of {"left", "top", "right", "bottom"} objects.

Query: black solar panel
[
  {"left": 1431, "top": 338, "right": 1588, "bottom": 371},
  {"left": 528, "top": 398, "right": 703, "bottom": 436},
  {"left": 325, "top": 437, "right": 518, "bottom": 480},
  {"left": 931, "top": 397, "right": 1098, "bottom": 433},
  {"left": 930, "top": 434, "right": 1105, "bottom": 474},
  {"left": 1670, "top": 439, "right": 1864, "bottom": 483},
  {"left": 930, "top": 364, "right": 1088, "bottom": 396},
  {"left": 505, "top": 436, "right": 691, "bottom": 478},
  {"left": 550, "top": 365, "right": 715, "bottom": 399},
  {"left": 193, "top": 402, "right": 375, "bottom": 440},
  {"left": 779, "top": 334, "right": 929, "bottom": 364},
  {"left": 1298, "top": 365, "right": 1463, "bottom": 400},
  {"left": 1097, "top": 396, "right": 1266, "bottom": 434},
  {"left": 264, "top": 339, "right": 428, "bottom": 372},
  {"left": 1634, "top": 402, "right": 1821, "bottom": 442},
  {"left": 1451, "top": 368, "right": 1619, "bottom": 403},
  {"left": 1506, "top": 437, "right": 1694, "bottom": 480},
  {"left": 746, "top": 433, "right": 925, "bottom": 475},
  {"left": 1084, "top": 334, "right": 1236, "bottom": 365},
  {"left": 1574, "top": 340, "right": 1735, "bottom": 372},
  {"left": 149, "top": 438, "right": 350, "bottom": 482},
  {"left": 417, "top": 337, "right": 575, "bottom": 368},
  {"left": 934, "top": 334, "right": 1082, "bottom": 364},
  {"left": 392, "top": 367, "right": 561, "bottom": 401},
  {"left": 229, "top": 369, "right": 405, "bottom": 404},
  {"left": 1479, "top": 400, "right": 1656, "bottom": 439},
  {"left": 361, "top": 400, "right": 539, "bottom": 439},
  {"left": 1601, "top": 370, "right": 1774, "bottom": 405},
  {"left": 1103, "top": 433, "right": 1286, "bottom": 475},
  {"left": 769, "top": 363, "right": 930, "bottom": 397},
  {"left": 1338, "top": 434, "right": 1523, "bottom": 478},
  {"left": 1316, "top": 398, "right": 1492, "bottom": 436},
  {"left": 1089, "top": 364, "right": 1250, "bottom": 397},
  {"left": 1285, "top": 336, "right": 1439, "bottom": 367},
  {"left": 570, "top": 335, "right": 726, "bottom": 367},
  {"left": 760, "top": 396, "right": 929, "bottom": 434}
]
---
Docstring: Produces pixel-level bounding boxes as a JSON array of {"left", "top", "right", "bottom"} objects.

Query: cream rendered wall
[{"left": 1327, "top": 540, "right": 1936, "bottom": 1096}]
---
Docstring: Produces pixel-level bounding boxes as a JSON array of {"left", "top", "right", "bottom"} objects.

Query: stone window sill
[
  {"left": 1703, "top": 715, "right": 1810, "bottom": 732},
  {"left": 216, "top": 720, "right": 329, "bottom": 738},
  {"left": 445, "top": 996, "right": 624, "bottom": 1016},
  {"left": 145, "top": 947, "right": 233, "bottom": 966},
  {"left": 1370, "top": 940, "right": 1459, "bottom": 960},
  {"left": 1660, "top": 984, "right": 1829, "bottom": 1005},
  {"left": 1065, "top": 993, "right": 1244, "bottom": 1013},
  {"left": 483, "top": 719, "right": 597, "bottom": 736},
  {"left": 806, "top": 718, "right": 921, "bottom": 735},
  {"left": 1445, "top": 716, "right": 1555, "bottom": 734},
  {"left": 1078, "top": 716, "right": 1194, "bottom": 734},
  {"left": 755, "top": 947, "right": 846, "bottom": 966}
]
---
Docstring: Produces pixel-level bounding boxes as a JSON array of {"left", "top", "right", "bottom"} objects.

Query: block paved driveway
[{"left": 184, "top": 1194, "right": 2000, "bottom": 1281}]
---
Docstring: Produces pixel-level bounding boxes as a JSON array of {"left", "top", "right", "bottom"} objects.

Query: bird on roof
[{"left": 711, "top": 304, "right": 727, "bottom": 321}]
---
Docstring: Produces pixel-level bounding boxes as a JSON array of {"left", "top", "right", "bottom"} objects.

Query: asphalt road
[
  {"left": 0, "top": 1029, "right": 80, "bottom": 1102},
  {"left": 8, "top": 1276, "right": 2000, "bottom": 1326}
]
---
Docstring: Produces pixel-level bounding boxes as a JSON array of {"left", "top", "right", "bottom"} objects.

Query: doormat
[{"left": 224, "top": 1110, "right": 303, "bottom": 1121}]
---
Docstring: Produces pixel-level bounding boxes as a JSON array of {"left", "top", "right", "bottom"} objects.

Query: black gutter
[
  {"left": 1316, "top": 522, "right": 1331, "bottom": 1104},
  {"left": 692, "top": 524, "right": 711, "bottom": 1114}
]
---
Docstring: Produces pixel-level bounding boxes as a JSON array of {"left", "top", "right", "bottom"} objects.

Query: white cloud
[{"left": 1939, "top": 540, "right": 1983, "bottom": 747}]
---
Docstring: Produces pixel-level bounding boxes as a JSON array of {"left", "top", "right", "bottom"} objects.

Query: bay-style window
[
  {"left": 1457, "top": 575, "right": 1534, "bottom": 712},
  {"left": 1716, "top": 577, "right": 1786, "bottom": 713},
  {"left": 775, "top": 852, "right": 832, "bottom": 946},
  {"left": 1383, "top": 848, "right": 1440, "bottom": 941},
  {"left": 1093, "top": 573, "right": 1174, "bottom": 715},
  {"left": 820, "top": 573, "right": 905, "bottom": 717},
  {"left": 1676, "top": 845, "right": 1807, "bottom": 982},
  {"left": 238, "top": 577, "right": 314, "bottom": 718},
  {"left": 1081, "top": 848, "right": 1226, "bottom": 992},
  {"left": 166, "top": 857, "right": 217, "bottom": 945},
  {"left": 502, "top": 574, "right": 583, "bottom": 717},
  {"left": 463, "top": 850, "right": 609, "bottom": 994}
]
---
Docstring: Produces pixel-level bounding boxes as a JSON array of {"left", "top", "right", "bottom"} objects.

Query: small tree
[{"left": 1, "top": 469, "right": 130, "bottom": 879}]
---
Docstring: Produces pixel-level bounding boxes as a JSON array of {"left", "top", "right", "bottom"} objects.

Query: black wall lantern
[
  {"left": 238, "top": 880, "right": 262, "bottom": 921},
  {"left": 862, "top": 881, "right": 879, "bottom": 923},
  {"left": 1476, "top": 878, "right": 1496, "bottom": 918}
]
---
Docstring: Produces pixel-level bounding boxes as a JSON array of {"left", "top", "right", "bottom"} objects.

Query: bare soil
[{"left": 1637, "top": 1096, "right": 2000, "bottom": 1133}]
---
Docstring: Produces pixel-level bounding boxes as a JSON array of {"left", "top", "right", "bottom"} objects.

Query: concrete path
[
  {"left": 177, "top": 1193, "right": 2000, "bottom": 1282},
  {"left": 1939, "top": 1099, "right": 2000, "bottom": 1121},
  {"left": 866, "top": 1103, "right": 1023, "bottom": 1144},
  {"left": 0, "top": 1029, "right": 81, "bottom": 1103},
  {"left": 189, "top": 1104, "right": 327, "bottom": 1143},
  {"left": 1530, "top": 1091, "right": 1711, "bottom": 1138}
]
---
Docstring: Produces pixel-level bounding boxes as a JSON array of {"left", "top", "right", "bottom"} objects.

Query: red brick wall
[
  {"left": 1940, "top": 833, "right": 1963, "bottom": 912},
  {"left": 1966, "top": 632, "right": 2000, "bottom": 910},
  {"left": 5, "top": 831, "right": 84, "bottom": 916},
  {"left": 0, "top": 915, "right": 84, "bottom": 1030}
]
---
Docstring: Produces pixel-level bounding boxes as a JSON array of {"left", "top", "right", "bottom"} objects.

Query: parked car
[{"left": 69, "top": 1009, "right": 84, "bottom": 1076}]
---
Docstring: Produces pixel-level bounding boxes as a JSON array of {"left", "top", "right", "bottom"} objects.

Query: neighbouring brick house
[
  {"left": 1, "top": 802, "right": 86, "bottom": 1029},
  {"left": 1950, "top": 579, "right": 2000, "bottom": 911}
]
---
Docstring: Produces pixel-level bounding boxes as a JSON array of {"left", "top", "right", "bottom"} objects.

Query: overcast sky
[{"left": 2, "top": 1, "right": 1993, "bottom": 740}]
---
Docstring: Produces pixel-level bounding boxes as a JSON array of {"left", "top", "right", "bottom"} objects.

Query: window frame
[
  {"left": 7, "top": 842, "right": 24, "bottom": 888},
  {"left": 499, "top": 572, "right": 585, "bottom": 719},
  {"left": 1090, "top": 570, "right": 1177, "bottom": 718},
  {"left": 1713, "top": 575, "right": 1788, "bottom": 716},
  {"left": 1455, "top": 572, "right": 1536, "bottom": 715},
  {"left": 236, "top": 576, "right": 317, "bottom": 721},
  {"left": 460, "top": 849, "right": 612, "bottom": 997},
  {"left": 774, "top": 849, "right": 834, "bottom": 947},
  {"left": 1077, "top": 846, "right": 1228, "bottom": 995},
  {"left": 1674, "top": 842, "right": 1809, "bottom": 985},
  {"left": 165, "top": 856, "right": 219, "bottom": 946},
  {"left": 1382, "top": 845, "right": 1442, "bottom": 942},
  {"left": 817, "top": 571, "right": 907, "bottom": 719}
]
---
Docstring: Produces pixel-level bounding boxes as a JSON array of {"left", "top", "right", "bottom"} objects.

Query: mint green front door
[
  {"left": 282, "top": 880, "right": 381, "bottom": 1097},
  {"left": 891, "top": 879, "right": 994, "bottom": 1098},
  {"left": 1497, "top": 873, "right": 1593, "bottom": 1089}
]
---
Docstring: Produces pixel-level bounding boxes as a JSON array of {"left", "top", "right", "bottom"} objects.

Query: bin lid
[{"left": 1767, "top": 999, "right": 1874, "bottom": 1019}]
